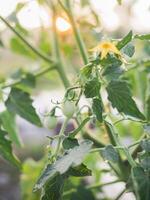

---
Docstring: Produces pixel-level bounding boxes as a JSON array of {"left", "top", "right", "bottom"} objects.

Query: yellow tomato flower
[{"left": 90, "top": 41, "right": 121, "bottom": 59}]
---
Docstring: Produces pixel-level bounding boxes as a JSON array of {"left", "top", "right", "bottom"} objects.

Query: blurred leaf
[
  {"left": 101, "top": 145, "right": 119, "bottom": 163},
  {"left": 10, "top": 37, "right": 35, "bottom": 59},
  {"left": 81, "top": 0, "right": 89, "bottom": 7},
  {"left": 37, "top": 0, "right": 45, "bottom": 4},
  {"left": 7, "top": 12, "right": 18, "bottom": 23},
  {"left": 117, "top": 31, "right": 133, "bottom": 50},
  {"left": 15, "top": 2, "right": 26, "bottom": 12},
  {"left": 92, "top": 97, "right": 103, "bottom": 122},
  {"left": 106, "top": 80, "right": 145, "bottom": 120},
  {"left": 84, "top": 77, "right": 101, "bottom": 98},
  {"left": 69, "top": 164, "right": 92, "bottom": 177},
  {"left": 0, "top": 129, "right": 21, "bottom": 168},
  {"left": 0, "top": 38, "right": 4, "bottom": 47},
  {"left": 132, "top": 167, "right": 150, "bottom": 200},
  {"left": 0, "top": 110, "right": 22, "bottom": 147},
  {"left": 15, "top": 22, "right": 29, "bottom": 36},
  {"left": 39, "top": 31, "right": 51, "bottom": 55},
  {"left": 117, "top": 0, "right": 122, "bottom": 5},
  {"left": 135, "top": 34, "right": 150, "bottom": 40},
  {"left": 11, "top": 68, "right": 24, "bottom": 80},
  {"left": 5, "top": 87, "right": 42, "bottom": 126},
  {"left": 33, "top": 140, "right": 93, "bottom": 191},
  {"left": 63, "top": 138, "right": 79, "bottom": 150},
  {"left": 122, "top": 43, "right": 135, "bottom": 57},
  {"left": 21, "top": 73, "right": 36, "bottom": 88},
  {"left": 70, "top": 186, "right": 95, "bottom": 200}
]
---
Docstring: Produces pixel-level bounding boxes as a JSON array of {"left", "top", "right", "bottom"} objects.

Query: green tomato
[
  {"left": 62, "top": 100, "right": 76, "bottom": 118},
  {"left": 43, "top": 116, "right": 57, "bottom": 130}
]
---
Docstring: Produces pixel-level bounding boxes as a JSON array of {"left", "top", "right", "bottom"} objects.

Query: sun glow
[{"left": 56, "top": 17, "right": 71, "bottom": 32}]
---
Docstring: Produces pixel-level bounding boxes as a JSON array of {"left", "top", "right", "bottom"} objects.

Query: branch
[
  {"left": 0, "top": 15, "right": 54, "bottom": 64},
  {"left": 2, "top": 65, "right": 56, "bottom": 89}
]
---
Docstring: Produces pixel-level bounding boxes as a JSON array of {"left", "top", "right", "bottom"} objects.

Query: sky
[{"left": 0, "top": 0, "right": 150, "bottom": 32}]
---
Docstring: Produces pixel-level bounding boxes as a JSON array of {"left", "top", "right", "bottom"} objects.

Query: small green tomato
[
  {"left": 62, "top": 100, "right": 76, "bottom": 118},
  {"left": 43, "top": 115, "right": 57, "bottom": 130}
]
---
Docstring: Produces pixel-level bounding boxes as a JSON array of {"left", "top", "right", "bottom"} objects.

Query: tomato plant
[{"left": 0, "top": 0, "right": 150, "bottom": 200}]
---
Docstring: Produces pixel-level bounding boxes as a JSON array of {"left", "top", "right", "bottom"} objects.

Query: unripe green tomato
[
  {"left": 62, "top": 100, "right": 76, "bottom": 118},
  {"left": 43, "top": 116, "right": 57, "bottom": 130}
]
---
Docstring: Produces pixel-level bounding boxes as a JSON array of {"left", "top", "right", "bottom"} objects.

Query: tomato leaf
[
  {"left": 101, "top": 145, "right": 119, "bottom": 163},
  {"left": 122, "top": 43, "right": 135, "bottom": 57},
  {"left": 5, "top": 87, "right": 42, "bottom": 126},
  {"left": 62, "top": 137, "right": 79, "bottom": 150},
  {"left": 0, "top": 110, "right": 22, "bottom": 147},
  {"left": 20, "top": 73, "right": 36, "bottom": 88},
  {"left": 41, "top": 174, "right": 64, "bottom": 200},
  {"left": 117, "top": 31, "right": 133, "bottom": 50},
  {"left": 68, "top": 163, "right": 92, "bottom": 177},
  {"left": 106, "top": 80, "right": 145, "bottom": 120},
  {"left": 100, "top": 54, "right": 122, "bottom": 68},
  {"left": 0, "top": 129, "right": 21, "bottom": 168},
  {"left": 80, "top": 64, "right": 93, "bottom": 80},
  {"left": 33, "top": 140, "right": 93, "bottom": 191},
  {"left": 84, "top": 77, "right": 101, "bottom": 98},
  {"left": 102, "top": 65, "right": 124, "bottom": 81},
  {"left": 132, "top": 167, "right": 150, "bottom": 200}
]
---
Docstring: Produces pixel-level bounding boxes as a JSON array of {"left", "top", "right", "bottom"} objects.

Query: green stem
[
  {"left": 51, "top": 2, "right": 70, "bottom": 88},
  {"left": 2, "top": 65, "right": 56, "bottom": 89},
  {"left": 105, "top": 121, "right": 136, "bottom": 167},
  {"left": 0, "top": 15, "right": 54, "bottom": 64},
  {"left": 63, "top": 180, "right": 122, "bottom": 197},
  {"left": 60, "top": 0, "right": 89, "bottom": 64},
  {"left": 54, "top": 117, "right": 69, "bottom": 157},
  {"left": 128, "top": 140, "right": 141, "bottom": 149},
  {"left": 87, "top": 179, "right": 122, "bottom": 190},
  {"left": 90, "top": 146, "right": 124, "bottom": 153}
]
